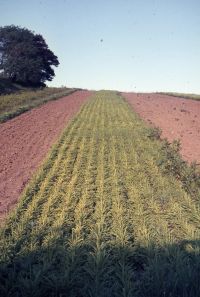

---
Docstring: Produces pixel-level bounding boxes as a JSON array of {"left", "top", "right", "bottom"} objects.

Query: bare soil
[
  {"left": 0, "top": 90, "right": 91, "bottom": 219},
  {"left": 123, "top": 92, "right": 200, "bottom": 164}
]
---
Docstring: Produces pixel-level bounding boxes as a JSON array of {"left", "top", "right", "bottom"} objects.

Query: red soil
[
  {"left": 0, "top": 90, "right": 91, "bottom": 219},
  {"left": 123, "top": 92, "right": 200, "bottom": 164}
]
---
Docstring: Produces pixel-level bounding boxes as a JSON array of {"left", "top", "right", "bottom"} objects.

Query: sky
[{"left": 0, "top": 0, "right": 200, "bottom": 92}]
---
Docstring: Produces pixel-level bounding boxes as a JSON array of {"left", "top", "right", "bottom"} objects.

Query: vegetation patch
[
  {"left": 0, "top": 91, "right": 200, "bottom": 296},
  {"left": 0, "top": 87, "right": 77, "bottom": 123},
  {"left": 159, "top": 92, "right": 200, "bottom": 101}
]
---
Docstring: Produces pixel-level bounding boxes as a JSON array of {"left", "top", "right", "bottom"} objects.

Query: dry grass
[
  {"left": 0, "top": 87, "right": 77, "bottom": 122},
  {"left": 159, "top": 92, "right": 200, "bottom": 101}
]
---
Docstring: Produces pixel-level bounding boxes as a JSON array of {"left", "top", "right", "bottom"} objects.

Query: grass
[
  {"left": 159, "top": 92, "right": 200, "bottom": 101},
  {"left": 0, "top": 91, "right": 200, "bottom": 296},
  {"left": 0, "top": 87, "right": 77, "bottom": 123}
]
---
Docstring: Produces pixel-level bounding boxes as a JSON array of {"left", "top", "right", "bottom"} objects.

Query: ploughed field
[
  {"left": 0, "top": 91, "right": 200, "bottom": 297},
  {"left": 123, "top": 92, "right": 200, "bottom": 164},
  {"left": 0, "top": 87, "right": 77, "bottom": 123},
  {"left": 0, "top": 90, "right": 90, "bottom": 220}
]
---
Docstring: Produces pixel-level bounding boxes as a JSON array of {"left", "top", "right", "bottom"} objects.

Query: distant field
[
  {"left": 160, "top": 92, "right": 200, "bottom": 101},
  {"left": 123, "top": 92, "right": 200, "bottom": 164},
  {"left": 0, "top": 87, "right": 77, "bottom": 123},
  {"left": 0, "top": 91, "right": 200, "bottom": 296}
]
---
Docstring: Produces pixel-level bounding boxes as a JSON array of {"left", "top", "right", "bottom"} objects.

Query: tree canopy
[{"left": 0, "top": 25, "right": 59, "bottom": 86}]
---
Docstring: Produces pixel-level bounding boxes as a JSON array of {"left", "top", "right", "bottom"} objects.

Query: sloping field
[
  {"left": 0, "top": 91, "right": 200, "bottom": 296},
  {"left": 123, "top": 92, "right": 200, "bottom": 164},
  {"left": 0, "top": 87, "right": 77, "bottom": 123},
  {"left": 0, "top": 90, "right": 91, "bottom": 219}
]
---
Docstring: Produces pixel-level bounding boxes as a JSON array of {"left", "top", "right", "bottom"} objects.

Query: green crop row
[
  {"left": 0, "top": 87, "right": 77, "bottom": 123},
  {"left": 0, "top": 91, "right": 200, "bottom": 296}
]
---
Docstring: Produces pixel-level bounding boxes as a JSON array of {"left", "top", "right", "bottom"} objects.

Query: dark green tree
[{"left": 0, "top": 25, "right": 59, "bottom": 86}]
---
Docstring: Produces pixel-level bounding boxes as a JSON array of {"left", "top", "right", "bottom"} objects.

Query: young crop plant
[{"left": 0, "top": 91, "right": 200, "bottom": 297}]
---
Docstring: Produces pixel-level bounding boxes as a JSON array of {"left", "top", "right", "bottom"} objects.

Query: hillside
[
  {"left": 0, "top": 91, "right": 199, "bottom": 297},
  {"left": 0, "top": 80, "right": 77, "bottom": 123}
]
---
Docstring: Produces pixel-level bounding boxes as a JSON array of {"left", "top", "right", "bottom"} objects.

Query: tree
[{"left": 0, "top": 25, "right": 59, "bottom": 86}]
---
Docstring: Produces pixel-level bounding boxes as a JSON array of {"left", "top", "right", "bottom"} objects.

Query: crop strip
[{"left": 0, "top": 91, "right": 200, "bottom": 297}]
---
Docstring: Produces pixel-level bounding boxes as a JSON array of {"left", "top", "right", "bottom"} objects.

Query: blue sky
[{"left": 0, "top": 0, "right": 200, "bottom": 92}]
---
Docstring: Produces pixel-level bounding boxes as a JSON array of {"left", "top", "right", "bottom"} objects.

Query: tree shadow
[{"left": 0, "top": 228, "right": 200, "bottom": 297}]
